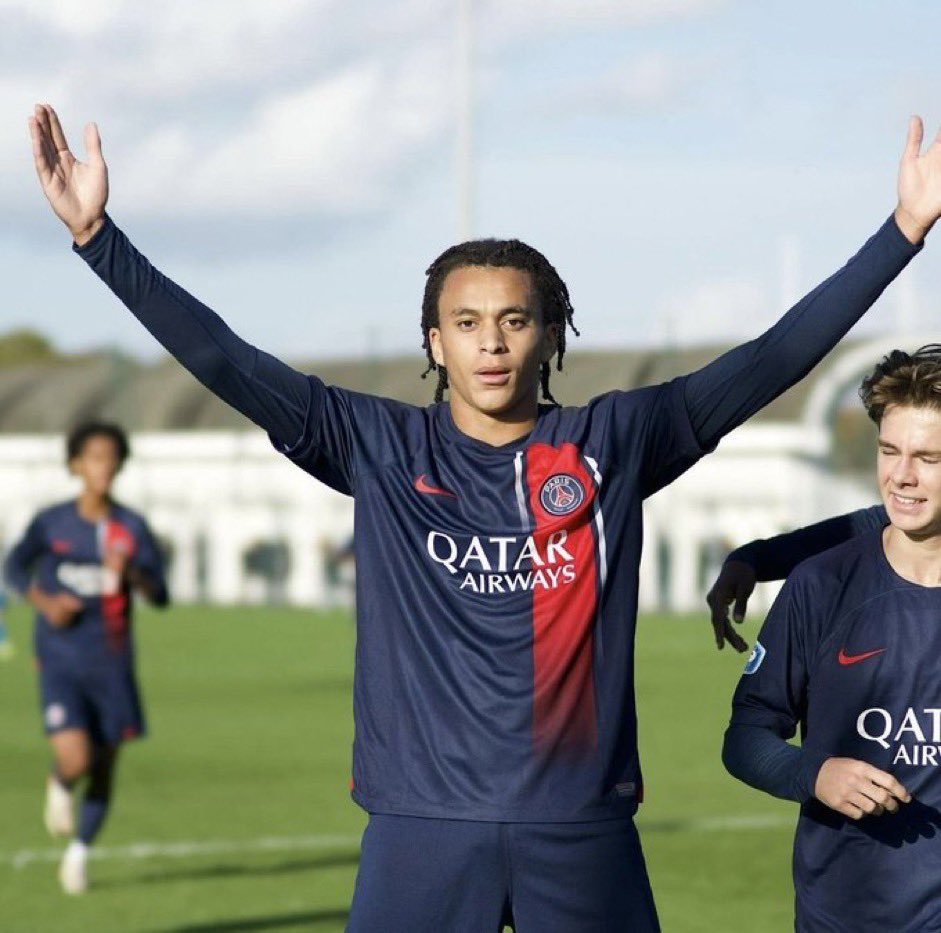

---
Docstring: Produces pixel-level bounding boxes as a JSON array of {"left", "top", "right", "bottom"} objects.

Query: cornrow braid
[
  {"left": 420, "top": 239, "right": 579, "bottom": 404},
  {"left": 859, "top": 344, "right": 941, "bottom": 423}
]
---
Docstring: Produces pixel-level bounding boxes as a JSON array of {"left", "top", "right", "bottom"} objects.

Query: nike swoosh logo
[
  {"left": 414, "top": 474, "right": 456, "bottom": 498},
  {"left": 837, "top": 647, "right": 887, "bottom": 666}
]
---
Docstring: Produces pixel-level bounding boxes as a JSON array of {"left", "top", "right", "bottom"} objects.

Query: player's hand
[
  {"left": 814, "top": 757, "right": 911, "bottom": 820},
  {"left": 705, "top": 560, "right": 754, "bottom": 652},
  {"left": 29, "top": 587, "right": 84, "bottom": 628},
  {"left": 28, "top": 103, "right": 108, "bottom": 246},
  {"left": 895, "top": 115, "right": 941, "bottom": 243}
]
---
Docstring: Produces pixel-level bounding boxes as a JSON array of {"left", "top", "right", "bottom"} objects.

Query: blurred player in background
[
  {"left": 26, "top": 102, "right": 941, "bottom": 930},
  {"left": 5, "top": 421, "right": 168, "bottom": 894},
  {"left": 723, "top": 345, "right": 941, "bottom": 929}
]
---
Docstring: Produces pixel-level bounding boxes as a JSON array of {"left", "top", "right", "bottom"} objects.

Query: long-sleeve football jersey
[
  {"left": 75, "top": 214, "right": 918, "bottom": 821},
  {"left": 726, "top": 529, "right": 941, "bottom": 931}
]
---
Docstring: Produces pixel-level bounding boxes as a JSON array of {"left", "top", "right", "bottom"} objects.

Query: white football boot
[{"left": 58, "top": 840, "right": 89, "bottom": 895}]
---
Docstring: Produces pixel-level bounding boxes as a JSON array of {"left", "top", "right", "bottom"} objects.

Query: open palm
[
  {"left": 29, "top": 103, "right": 108, "bottom": 244},
  {"left": 897, "top": 115, "right": 941, "bottom": 242}
]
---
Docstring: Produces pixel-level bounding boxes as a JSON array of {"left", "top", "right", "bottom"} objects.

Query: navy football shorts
[
  {"left": 38, "top": 658, "right": 146, "bottom": 746},
  {"left": 347, "top": 814, "right": 660, "bottom": 932}
]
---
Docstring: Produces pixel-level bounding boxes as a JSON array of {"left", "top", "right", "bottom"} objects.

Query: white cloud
[
  {"left": 0, "top": 0, "right": 727, "bottom": 248},
  {"left": 558, "top": 52, "right": 706, "bottom": 113},
  {"left": 482, "top": 0, "right": 725, "bottom": 38},
  {"left": 118, "top": 50, "right": 452, "bottom": 217},
  {"left": 0, "top": 0, "right": 127, "bottom": 35}
]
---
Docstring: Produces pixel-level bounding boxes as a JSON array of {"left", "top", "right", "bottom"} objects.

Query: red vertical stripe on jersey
[
  {"left": 525, "top": 442, "right": 598, "bottom": 758},
  {"left": 102, "top": 520, "right": 134, "bottom": 651}
]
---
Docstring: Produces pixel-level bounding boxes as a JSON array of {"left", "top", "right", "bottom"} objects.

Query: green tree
[{"left": 0, "top": 329, "right": 58, "bottom": 365}]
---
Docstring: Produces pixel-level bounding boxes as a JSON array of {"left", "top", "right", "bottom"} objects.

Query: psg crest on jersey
[{"left": 539, "top": 473, "right": 586, "bottom": 516}]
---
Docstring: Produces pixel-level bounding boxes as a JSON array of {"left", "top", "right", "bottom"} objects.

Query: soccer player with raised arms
[
  {"left": 27, "top": 102, "right": 941, "bottom": 929},
  {"left": 5, "top": 421, "right": 168, "bottom": 894},
  {"left": 724, "top": 345, "right": 941, "bottom": 930}
]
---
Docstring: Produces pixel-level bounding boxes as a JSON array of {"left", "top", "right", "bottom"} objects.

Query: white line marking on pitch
[
  {"left": 7, "top": 833, "right": 362, "bottom": 870},
  {"left": 5, "top": 815, "right": 793, "bottom": 871}
]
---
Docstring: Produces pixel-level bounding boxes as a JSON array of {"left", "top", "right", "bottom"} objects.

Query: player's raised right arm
[{"left": 28, "top": 105, "right": 313, "bottom": 450}]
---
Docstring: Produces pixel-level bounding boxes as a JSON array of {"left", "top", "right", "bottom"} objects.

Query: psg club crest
[{"left": 539, "top": 473, "right": 586, "bottom": 516}]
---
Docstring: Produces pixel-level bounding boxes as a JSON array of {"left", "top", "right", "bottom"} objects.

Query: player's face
[
  {"left": 70, "top": 435, "right": 123, "bottom": 498},
  {"left": 428, "top": 265, "right": 557, "bottom": 436},
  {"left": 877, "top": 404, "right": 941, "bottom": 539}
]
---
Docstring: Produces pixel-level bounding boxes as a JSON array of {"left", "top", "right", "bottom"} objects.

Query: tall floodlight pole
[{"left": 457, "top": 0, "right": 475, "bottom": 241}]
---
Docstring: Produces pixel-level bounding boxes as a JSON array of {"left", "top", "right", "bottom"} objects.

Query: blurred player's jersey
[
  {"left": 731, "top": 529, "right": 941, "bottom": 930},
  {"left": 272, "top": 378, "right": 706, "bottom": 821},
  {"left": 5, "top": 501, "right": 167, "bottom": 667}
]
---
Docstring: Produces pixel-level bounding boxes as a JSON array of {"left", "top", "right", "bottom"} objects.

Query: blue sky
[{"left": 2, "top": 0, "right": 940, "bottom": 362}]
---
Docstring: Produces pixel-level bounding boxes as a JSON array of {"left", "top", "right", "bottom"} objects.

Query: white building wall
[
  {"left": 641, "top": 422, "right": 875, "bottom": 614},
  {"left": 0, "top": 431, "right": 354, "bottom": 607},
  {"left": 0, "top": 415, "right": 876, "bottom": 612}
]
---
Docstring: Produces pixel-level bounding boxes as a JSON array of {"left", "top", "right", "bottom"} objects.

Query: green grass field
[{"left": 0, "top": 604, "right": 796, "bottom": 932}]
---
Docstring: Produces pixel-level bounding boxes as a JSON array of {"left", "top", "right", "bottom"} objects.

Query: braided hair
[{"left": 420, "top": 239, "right": 579, "bottom": 404}]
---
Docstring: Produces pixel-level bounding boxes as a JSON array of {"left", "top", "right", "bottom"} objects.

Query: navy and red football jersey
[
  {"left": 276, "top": 379, "right": 703, "bottom": 820},
  {"left": 74, "top": 213, "right": 918, "bottom": 822},
  {"left": 5, "top": 500, "right": 168, "bottom": 666},
  {"left": 728, "top": 529, "right": 941, "bottom": 931}
]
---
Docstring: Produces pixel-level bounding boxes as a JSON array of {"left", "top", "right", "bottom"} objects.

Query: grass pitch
[{"left": 0, "top": 604, "right": 795, "bottom": 932}]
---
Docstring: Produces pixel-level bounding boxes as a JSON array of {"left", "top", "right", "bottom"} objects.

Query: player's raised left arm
[{"left": 683, "top": 117, "right": 941, "bottom": 452}]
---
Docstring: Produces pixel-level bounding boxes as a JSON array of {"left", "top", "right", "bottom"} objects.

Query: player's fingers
[
  {"left": 711, "top": 618, "right": 725, "bottom": 650},
  {"left": 726, "top": 625, "right": 749, "bottom": 653},
  {"left": 84, "top": 121, "right": 104, "bottom": 166},
  {"left": 904, "top": 114, "right": 924, "bottom": 161},
  {"left": 732, "top": 586, "right": 749, "bottom": 623},
  {"left": 707, "top": 585, "right": 730, "bottom": 623},
  {"left": 29, "top": 115, "right": 53, "bottom": 184},
  {"left": 866, "top": 767, "right": 911, "bottom": 803},
  {"left": 853, "top": 792, "right": 888, "bottom": 817},
  {"left": 31, "top": 105, "right": 58, "bottom": 170},
  {"left": 838, "top": 798, "right": 865, "bottom": 820},
  {"left": 45, "top": 103, "right": 71, "bottom": 154}
]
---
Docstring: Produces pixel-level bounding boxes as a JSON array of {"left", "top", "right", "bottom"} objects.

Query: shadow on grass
[
  {"left": 158, "top": 908, "right": 349, "bottom": 931},
  {"left": 94, "top": 849, "right": 360, "bottom": 889}
]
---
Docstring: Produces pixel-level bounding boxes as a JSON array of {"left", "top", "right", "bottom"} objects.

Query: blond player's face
[{"left": 878, "top": 404, "right": 941, "bottom": 539}]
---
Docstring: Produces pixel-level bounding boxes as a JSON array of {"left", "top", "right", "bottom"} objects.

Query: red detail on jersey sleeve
[{"left": 524, "top": 442, "right": 599, "bottom": 759}]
